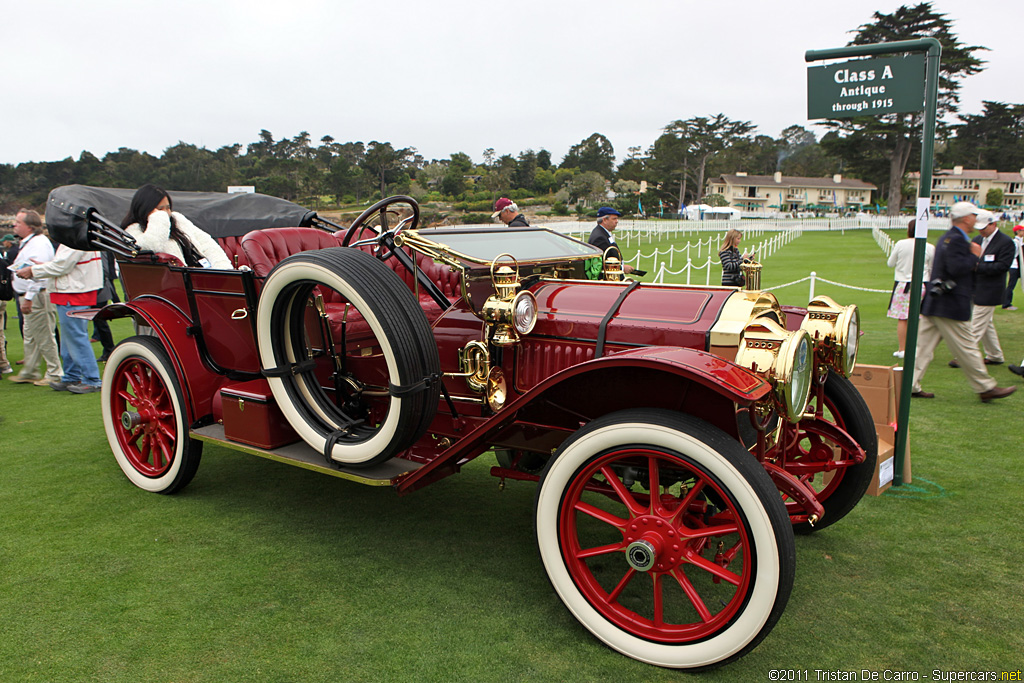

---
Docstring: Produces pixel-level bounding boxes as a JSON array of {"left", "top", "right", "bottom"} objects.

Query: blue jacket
[
  {"left": 972, "top": 229, "right": 1013, "bottom": 306},
  {"left": 921, "top": 227, "right": 978, "bottom": 321},
  {"left": 588, "top": 224, "right": 618, "bottom": 257}
]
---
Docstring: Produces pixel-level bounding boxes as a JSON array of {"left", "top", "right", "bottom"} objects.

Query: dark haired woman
[{"left": 122, "top": 184, "right": 232, "bottom": 269}]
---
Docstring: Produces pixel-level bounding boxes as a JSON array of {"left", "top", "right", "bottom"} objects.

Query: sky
[{"left": 4, "top": 0, "right": 1022, "bottom": 168}]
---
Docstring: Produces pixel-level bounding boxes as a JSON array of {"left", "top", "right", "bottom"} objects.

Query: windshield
[{"left": 409, "top": 227, "right": 600, "bottom": 264}]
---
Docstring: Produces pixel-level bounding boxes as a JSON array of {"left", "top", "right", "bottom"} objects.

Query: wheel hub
[
  {"left": 625, "top": 539, "right": 657, "bottom": 572},
  {"left": 121, "top": 411, "right": 141, "bottom": 431},
  {"left": 623, "top": 515, "right": 680, "bottom": 572}
]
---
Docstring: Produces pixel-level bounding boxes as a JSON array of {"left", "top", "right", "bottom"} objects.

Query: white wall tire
[
  {"left": 536, "top": 409, "right": 794, "bottom": 669},
  {"left": 255, "top": 248, "right": 439, "bottom": 467},
  {"left": 102, "top": 336, "right": 202, "bottom": 494}
]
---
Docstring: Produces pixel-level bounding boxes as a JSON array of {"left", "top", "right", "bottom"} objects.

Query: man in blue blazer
[
  {"left": 911, "top": 202, "right": 1016, "bottom": 402},
  {"left": 588, "top": 207, "right": 634, "bottom": 274}
]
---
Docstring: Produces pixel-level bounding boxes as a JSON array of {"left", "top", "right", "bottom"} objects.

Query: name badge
[{"left": 983, "top": 254, "right": 995, "bottom": 262}]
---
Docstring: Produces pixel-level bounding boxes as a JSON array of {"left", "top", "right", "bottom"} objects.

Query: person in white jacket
[
  {"left": 121, "top": 184, "right": 233, "bottom": 270},
  {"left": 8, "top": 209, "right": 63, "bottom": 386},
  {"left": 886, "top": 220, "right": 935, "bottom": 359},
  {"left": 16, "top": 242, "right": 103, "bottom": 393}
]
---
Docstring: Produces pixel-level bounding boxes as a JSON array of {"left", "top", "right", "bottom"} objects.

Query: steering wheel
[{"left": 341, "top": 195, "right": 420, "bottom": 257}]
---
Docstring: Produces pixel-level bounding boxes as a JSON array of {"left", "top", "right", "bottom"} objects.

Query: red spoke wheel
[
  {"left": 536, "top": 409, "right": 794, "bottom": 670},
  {"left": 101, "top": 336, "right": 202, "bottom": 494},
  {"left": 786, "top": 372, "right": 877, "bottom": 532}
]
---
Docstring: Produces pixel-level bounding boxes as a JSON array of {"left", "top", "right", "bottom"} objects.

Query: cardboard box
[
  {"left": 866, "top": 443, "right": 896, "bottom": 496},
  {"left": 849, "top": 364, "right": 895, "bottom": 425},
  {"left": 850, "top": 364, "right": 911, "bottom": 494}
]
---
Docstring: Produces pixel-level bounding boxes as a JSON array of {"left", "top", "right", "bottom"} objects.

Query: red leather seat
[
  {"left": 218, "top": 235, "right": 250, "bottom": 269},
  {"left": 240, "top": 227, "right": 459, "bottom": 343},
  {"left": 240, "top": 227, "right": 343, "bottom": 277},
  {"left": 333, "top": 229, "right": 461, "bottom": 313}
]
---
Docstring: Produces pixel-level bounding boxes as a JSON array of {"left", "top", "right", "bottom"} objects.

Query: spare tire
[{"left": 256, "top": 247, "right": 440, "bottom": 467}]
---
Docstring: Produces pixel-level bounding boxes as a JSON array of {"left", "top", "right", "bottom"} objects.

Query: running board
[{"left": 190, "top": 424, "right": 423, "bottom": 486}]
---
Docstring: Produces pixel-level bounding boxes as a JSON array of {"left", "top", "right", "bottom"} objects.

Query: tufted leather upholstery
[
  {"left": 240, "top": 227, "right": 344, "bottom": 277},
  {"left": 218, "top": 235, "right": 250, "bottom": 269},
  {"left": 239, "top": 227, "right": 461, "bottom": 340},
  {"left": 333, "top": 229, "right": 462, "bottom": 307}
]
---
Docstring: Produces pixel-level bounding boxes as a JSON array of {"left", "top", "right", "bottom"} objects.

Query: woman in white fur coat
[{"left": 121, "top": 184, "right": 233, "bottom": 269}]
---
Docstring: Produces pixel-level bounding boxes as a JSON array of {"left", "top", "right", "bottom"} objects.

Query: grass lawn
[{"left": 1, "top": 229, "right": 1022, "bottom": 681}]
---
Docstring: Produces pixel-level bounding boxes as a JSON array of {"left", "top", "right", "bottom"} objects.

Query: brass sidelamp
[{"left": 481, "top": 254, "right": 538, "bottom": 347}]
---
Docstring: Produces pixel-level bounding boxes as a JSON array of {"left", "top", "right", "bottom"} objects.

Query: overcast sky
[{"left": 5, "top": 0, "right": 1021, "bottom": 167}]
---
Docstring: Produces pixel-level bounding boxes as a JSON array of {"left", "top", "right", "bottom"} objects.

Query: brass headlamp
[
  {"left": 735, "top": 317, "right": 814, "bottom": 423},
  {"left": 799, "top": 295, "right": 860, "bottom": 376}
]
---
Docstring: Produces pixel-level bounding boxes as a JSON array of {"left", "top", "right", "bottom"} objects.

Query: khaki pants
[
  {"left": 912, "top": 314, "right": 997, "bottom": 394},
  {"left": 16, "top": 293, "right": 62, "bottom": 382},
  {"left": 970, "top": 304, "right": 1004, "bottom": 362}
]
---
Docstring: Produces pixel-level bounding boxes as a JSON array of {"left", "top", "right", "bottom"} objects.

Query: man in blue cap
[{"left": 588, "top": 207, "right": 634, "bottom": 273}]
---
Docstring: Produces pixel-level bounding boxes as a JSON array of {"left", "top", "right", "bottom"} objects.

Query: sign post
[{"left": 806, "top": 38, "right": 941, "bottom": 486}]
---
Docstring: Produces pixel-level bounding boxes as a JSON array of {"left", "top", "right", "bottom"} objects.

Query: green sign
[{"left": 807, "top": 53, "right": 926, "bottom": 119}]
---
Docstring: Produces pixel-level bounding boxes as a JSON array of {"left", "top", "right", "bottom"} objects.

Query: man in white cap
[
  {"left": 911, "top": 201, "right": 1016, "bottom": 402},
  {"left": 491, "top": 198, "right": 529, "bottom": 227}
]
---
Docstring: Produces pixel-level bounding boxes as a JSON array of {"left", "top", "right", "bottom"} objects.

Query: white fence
[
  {"left": 552, "top": 214, "right": 949, "bottom": 241},
  {"left": 873, "top": 226, "right": 896, "bottom": 257},
  {"left": 763, "top": 271, "right": 892, "bottom": 300},
  {"left": 547, "top": 214, "right": 946, "bottom": 290},
  {"left": 646, "top": 227, "right": 804, "bottom": 285}
]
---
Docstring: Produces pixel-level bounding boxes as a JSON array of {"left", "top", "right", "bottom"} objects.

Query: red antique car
[{"left": 47, "top": 186, "right": 875, "bottom": 670}]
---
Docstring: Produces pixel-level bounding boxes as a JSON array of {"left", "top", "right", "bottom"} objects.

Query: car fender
[
  {"left": 97, "top": 299, "right": 224, "bottom": 425},
  {"left": 398, "top": 346, "right": 770, "bottom": 494},
  {"left": 517, "top": 344, "right": 768, "bottom": 404},
  {"left": 510, "top": 345, "right": 771, "bottom": 434}
]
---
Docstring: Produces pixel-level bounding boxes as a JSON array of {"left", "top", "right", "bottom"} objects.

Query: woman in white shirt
[
  {"left": 121, "top": 184, "right": 232, "bottom": 269},
  {"left": 886, "top": 220, "right": 935, "bottom": 359}
]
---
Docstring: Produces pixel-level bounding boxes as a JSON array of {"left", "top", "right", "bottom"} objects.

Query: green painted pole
[{"left": 806, "top": 38, "right": 941, "bottom": 486}]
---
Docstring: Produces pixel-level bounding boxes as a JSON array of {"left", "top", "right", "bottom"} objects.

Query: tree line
[{"left": 2, "top": 4, "right": 1020, "bottom": 218}]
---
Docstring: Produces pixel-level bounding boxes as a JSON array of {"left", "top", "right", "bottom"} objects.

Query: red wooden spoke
[
  {"left": 606, "top": 567, "right": 637, "bottom": 603},
  {"left": 574, "top": 500, "right": 628, "bottom": 529},
  {"left": 683, "top": 549, "right": 742, "bottom": 586},
  {"left": 599, "top": 465, "right": 647, "bottom": 517},
  {"left": 670, "top": 566, "right": 713, "bottom": 623},
  {"left": 576, "top": 542, "right": 625, "bottom": 559}
]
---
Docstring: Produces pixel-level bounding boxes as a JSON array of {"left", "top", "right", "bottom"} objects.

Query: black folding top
[{"left": 45, "top": 184, "right": 317, "bottom": 250}]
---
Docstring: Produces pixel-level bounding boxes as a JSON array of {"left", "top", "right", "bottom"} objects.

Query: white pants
[
  {"left": 970, "top": 304, "right": 1003, "bottom": 362},
  {"left": 912, "top": 314, "right": 996, "bottom": 394}
]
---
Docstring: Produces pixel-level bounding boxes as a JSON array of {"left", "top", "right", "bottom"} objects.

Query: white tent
[{"left": 683, "top": 204, "right": 741, "bottom": 220}]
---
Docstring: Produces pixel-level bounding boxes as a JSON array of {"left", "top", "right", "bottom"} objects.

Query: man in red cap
[
  {"left": 491, "top": 198, "right": 529, "bottom": 227},
  {"left": 1002, "top": 224, "right": 1023, "bottom": 311}
]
